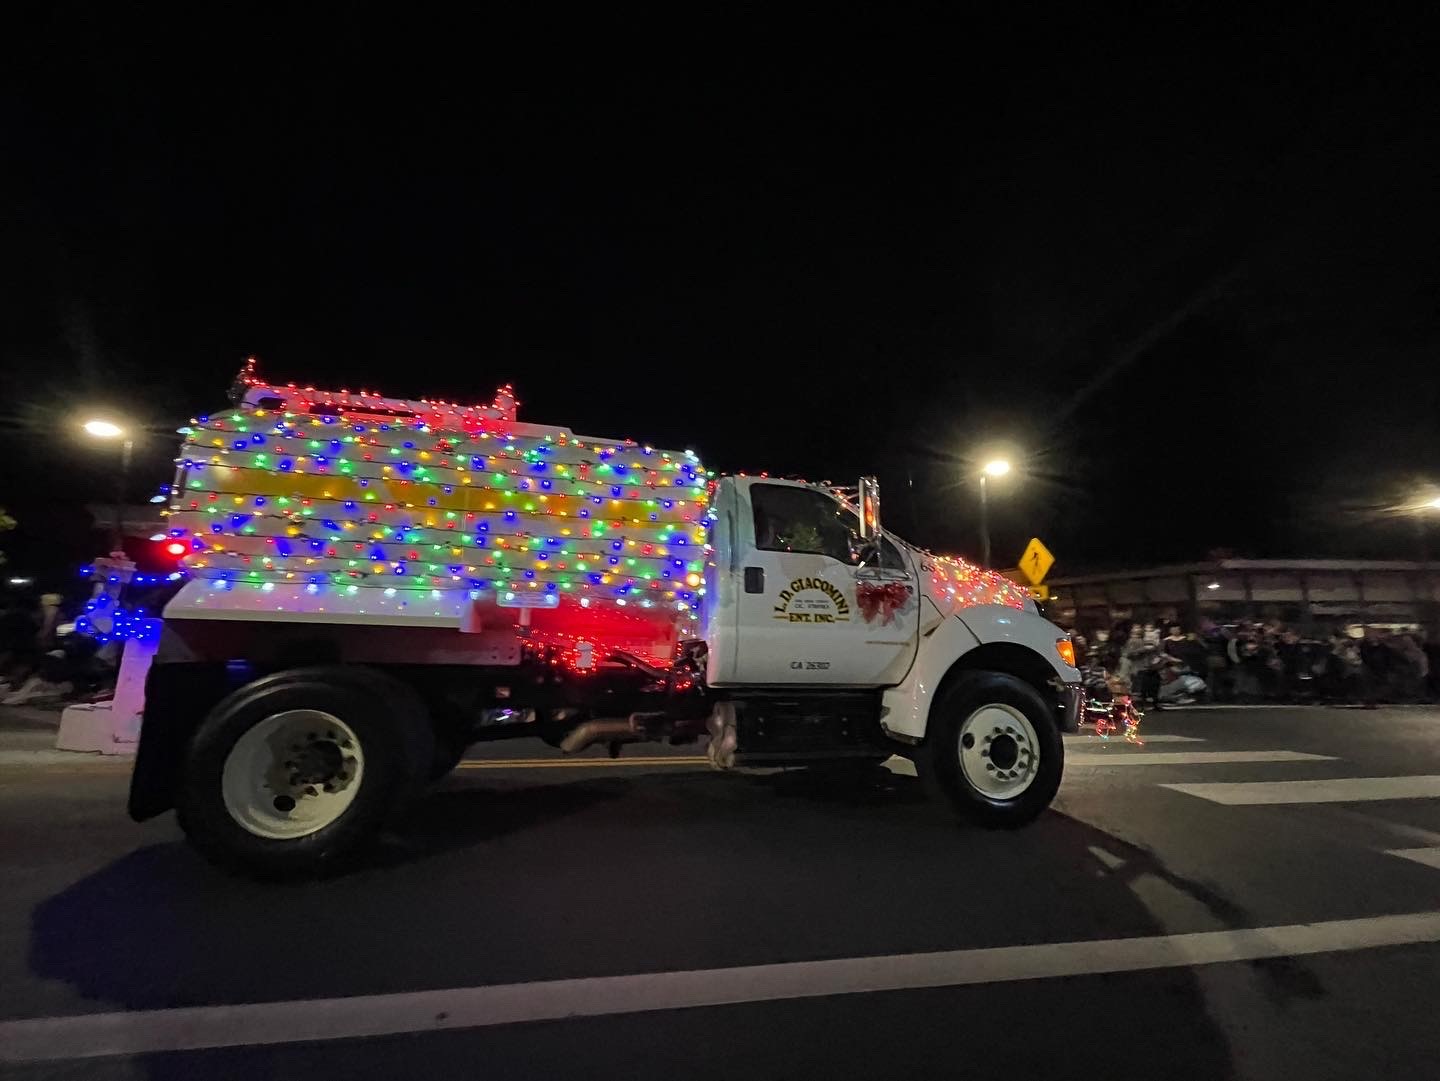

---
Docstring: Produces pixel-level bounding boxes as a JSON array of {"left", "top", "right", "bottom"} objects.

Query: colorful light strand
[
  {"left": 162, "top": 368, "right": 712, "bottom": 619},
  {"left": 923, "top": 554, "right": 1030, "bottom": 612}
]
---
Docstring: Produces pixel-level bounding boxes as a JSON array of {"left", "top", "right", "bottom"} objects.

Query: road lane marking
[
  {"left": 0, "top": 751, "right": 131, "bottom": 767},
  {"left": 1163, "top": 775, "right": 1440, "bottom": 805},
  {"left": 1087, "top": 845, "right": 1127, "bottom": 871},
  {"left": 463, "top": 739, "right": 1215, "bottom": 769},
  {"left": 457, "top": 756, "right": 710, "bottom": 770},
  {"left": 5, "top": 911, "right": 1440, "bottom": 1063},
  {"left": 1066, "top": 734, "right": 1204, "bottom": 744},
  {"left": 1161, "top": 704, "right": 1324, "bottom": 710},
  {"left": 1068, "top": 750, "right": 1333, "bottom": 767},
  {"left": 1387, "top": 848, "right": 1440, "bottom": 871}
]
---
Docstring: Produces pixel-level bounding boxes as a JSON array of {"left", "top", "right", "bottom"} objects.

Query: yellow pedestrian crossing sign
[{"left": 1018, "top": 537, "right": 1055, "bottom": 586}]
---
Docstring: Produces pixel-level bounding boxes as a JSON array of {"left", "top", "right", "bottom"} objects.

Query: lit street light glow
[
  {"left": 83, "top": 419, "right": 125, "bottom": 439},
  {"left": 1428, "top": 495, "right": 1440, "bottom": 510},
  {"left": 976, "top": 457, "right": 1015, "bottom": 567},
  {"left": 81, "top": 417, "right": 136, "bottom": 551}
]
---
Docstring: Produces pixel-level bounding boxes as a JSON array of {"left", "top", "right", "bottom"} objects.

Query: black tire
[
  {"left": 175, "top": 666, "right": 434, "bottom": 879},
  {"left": 428, "top": 720, "right": 472, "bottom": 781},
  {"left": 920, "top": 671, "right": 1063, "bottom": 829}
]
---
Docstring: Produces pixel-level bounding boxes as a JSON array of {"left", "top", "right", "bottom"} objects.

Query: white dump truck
[{"left": 128, "top": 363, "right": 1080, "bottom": 876}]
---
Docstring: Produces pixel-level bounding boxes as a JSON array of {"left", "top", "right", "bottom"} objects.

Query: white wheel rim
[
  {"left": 958, "top": 703, "right": 1040, "bottom": 799},
  {"left": 221, "top": 710, "right": 365, "bottom": 839}
]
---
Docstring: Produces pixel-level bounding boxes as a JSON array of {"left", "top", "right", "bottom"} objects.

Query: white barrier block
[{"left": 54, "top": 622, "right": 161, "bottom": 756}]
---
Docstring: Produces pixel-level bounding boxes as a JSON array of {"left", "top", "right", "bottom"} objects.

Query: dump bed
[{"left": 159, "top": 365, "right": 710, "bottom": 665}]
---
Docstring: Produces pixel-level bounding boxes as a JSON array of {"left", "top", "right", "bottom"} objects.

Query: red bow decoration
[{"left": 856, "top": 580, "right": 912, "bottom": 625}]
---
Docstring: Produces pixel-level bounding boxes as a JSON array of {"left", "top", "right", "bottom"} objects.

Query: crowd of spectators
[
  {"left": 1072, "top": 618, "right": 1440, "bottom": 707},
  {"left": 0, "top": 588, "right": 113, "bottom": 706}
]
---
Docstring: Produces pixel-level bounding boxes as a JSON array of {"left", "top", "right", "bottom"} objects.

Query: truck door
[{"left": 730, "top": 481, "right": 918, "bottom": 686}]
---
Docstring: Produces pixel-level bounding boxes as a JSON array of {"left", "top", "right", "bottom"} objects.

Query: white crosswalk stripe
[
  {"left": 1065, "top": 733, "right": 1204, "bottom": 744},
  {"left": 1068, "top": 750, "right": 1333, "bottom": 767},
  {"left": 1388, "top": 847, "right": 1440, "bottom": 871},
  {"left": 5, "top": 911, "right": 1440, "bottom": 1063},
  {"left": 1163, "top": 776, "right": 1440, "bottom": 805}
]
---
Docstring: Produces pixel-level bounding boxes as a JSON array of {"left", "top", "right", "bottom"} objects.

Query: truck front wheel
[
  {"left": 175, "top": 667, "right": 433, "bottom": 878},
  {"left": 921, "top": 671, "right": 1063, "bottom": 829}
]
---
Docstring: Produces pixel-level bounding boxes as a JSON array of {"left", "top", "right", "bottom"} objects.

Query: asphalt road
[{"left": 3, "top": 705, "right": 1440, "bottom": 1079}]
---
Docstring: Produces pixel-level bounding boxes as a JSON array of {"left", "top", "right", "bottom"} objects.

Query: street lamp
[
  {"left": 1411, "top": 492, "right": 1440, "bottom": 563},
  {"left": 978, "top": 459, "right": 1012, "bottom": 568},
  {"left": 82, "top": 418, "right": 134, "bottom": 553}
]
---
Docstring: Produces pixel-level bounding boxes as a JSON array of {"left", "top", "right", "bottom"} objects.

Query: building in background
[{"left": 1047, "top": 559, "right": 1440, "bottom": 638}]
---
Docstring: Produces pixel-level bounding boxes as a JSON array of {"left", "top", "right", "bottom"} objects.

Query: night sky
[{"left": 3, "top": 12, "right": 1438, "bottom": 587}]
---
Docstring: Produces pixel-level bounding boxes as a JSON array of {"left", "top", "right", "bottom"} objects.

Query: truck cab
[
  {"left": 698, "top": 475, "right": 1079, "bottom": 775},
  {"left": 705, "top": 476, "right": 920, "bottom": 688}
]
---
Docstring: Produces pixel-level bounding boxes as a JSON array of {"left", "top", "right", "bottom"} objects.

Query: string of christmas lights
[
  {"left": 825, "top": 488, "right": 1028, "bottom": 614},
  {"left": 163, "top": 371, "right": 713, "bottom": 617},
  {"left": 924, "top": 554, "right": 1030, "bottom": 612},
  {"left": 73, "top": 595, "right": 163, "bottom": 643}
]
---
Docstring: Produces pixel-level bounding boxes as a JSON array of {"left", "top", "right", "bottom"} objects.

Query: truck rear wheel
[
  {"left": 175, "top": 667, "right": 433, "bottom": 878},
  {"left": 921, "top": 671, "right": 1063, "bottom": 829},
  {"left": 428, "top": 723, "right": 472, "bottom": 781}
]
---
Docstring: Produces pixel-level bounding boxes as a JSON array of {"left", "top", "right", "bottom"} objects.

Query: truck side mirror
[
  {"left": 854, "top": 476, "right": 883, "bottom": 567},
  {"left": 858, "top": 476, "right": 881, "bottom": 541}
]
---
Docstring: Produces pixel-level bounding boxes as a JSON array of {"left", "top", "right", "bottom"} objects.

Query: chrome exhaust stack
[{"left": 557, "top": 715, "right": 647, "bottom": 755}]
